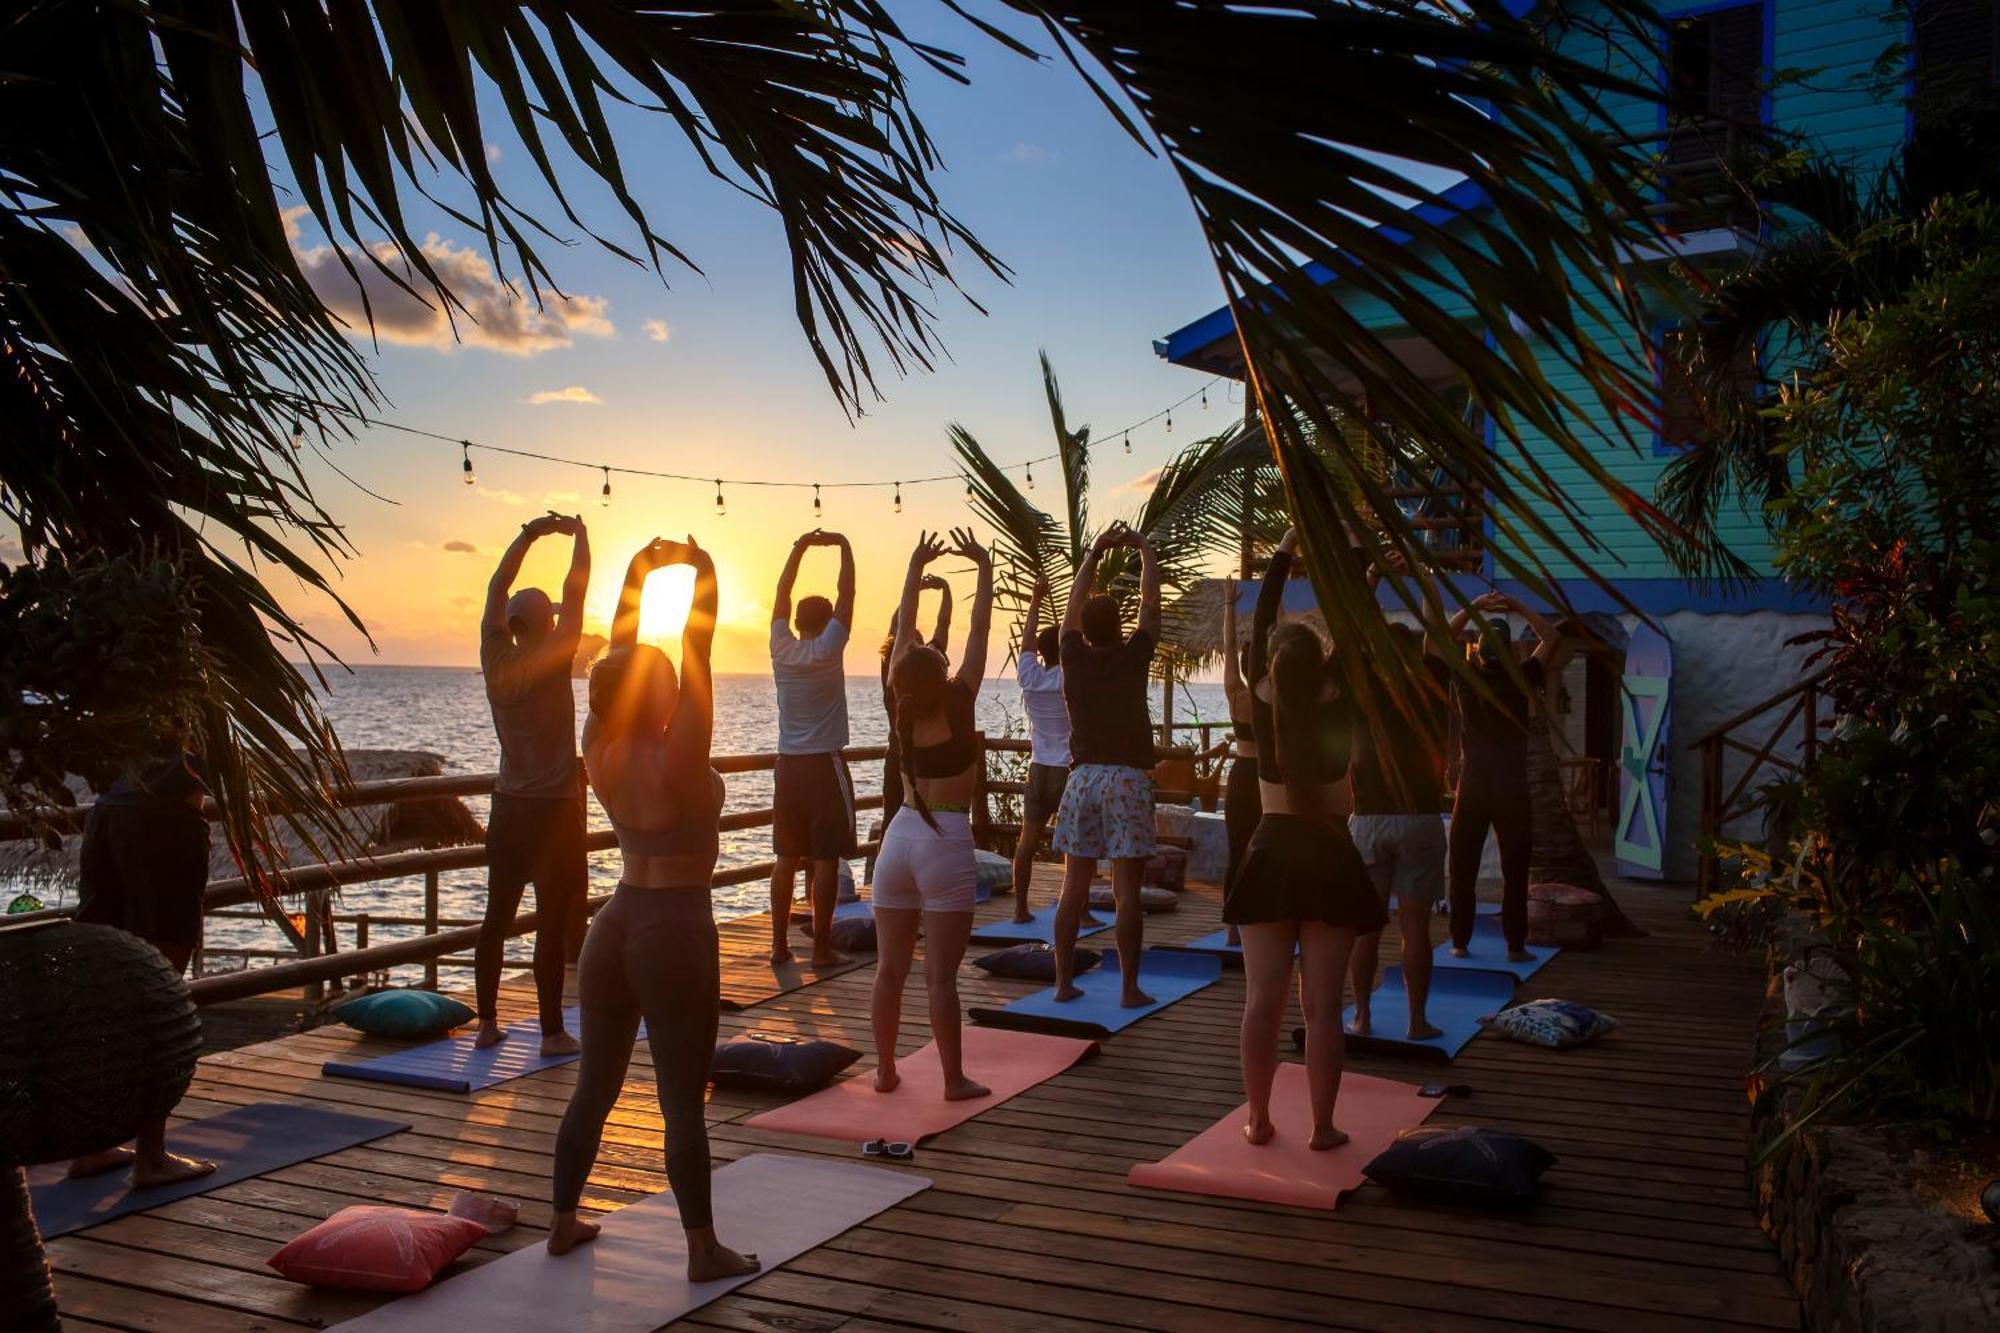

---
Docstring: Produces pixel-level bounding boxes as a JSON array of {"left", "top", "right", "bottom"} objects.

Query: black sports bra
[
  {"left": 906, "top": 679, "right": 978, "bottom": 778},
  {"left": 613, "top": 768, "right": 724, "bottom": 862}
]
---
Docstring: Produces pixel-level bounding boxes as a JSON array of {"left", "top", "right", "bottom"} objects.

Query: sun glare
[{"left": 635, "top": 564, "right": 697, "bottom": 645}]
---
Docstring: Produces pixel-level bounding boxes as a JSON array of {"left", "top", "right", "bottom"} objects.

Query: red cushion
[{"left": 268, "top": 1206, "right": 488, "bottom": 1292}]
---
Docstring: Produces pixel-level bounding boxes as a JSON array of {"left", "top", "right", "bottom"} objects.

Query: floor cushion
[
  {"left": 1364, "top": 1126, "right": 1557, "bottom": 1205},
  {"left": 268, "top": 1206, "right": 488, "bottom": 1292},
  {"left": 332, "top": 989, "right": 476, "bottom": 1039},
  {"left": 710, "top": 1033, "right": 863, "bottom": 1094},
  {"left": 1482, "top": 998, "right": 1621, "bottom": 1049},
  {"left": 1143, "top": 848, "right": 1188, "bottom": 891},
  {"left": 974, "top": 850, "right": 1013, "bottom": 897},
  {"left": 972, "top": 943, "right": 1102, "bottom": 981},
  {"left": 1527, "top": 882, "right": 1604, "bottom": 950},
  {"left": 1089, "top": 884, "right": 1178, "bottom": 914}
]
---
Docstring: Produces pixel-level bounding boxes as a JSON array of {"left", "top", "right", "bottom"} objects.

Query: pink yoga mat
[
  {"left": 1127, "top": 1066, "right": 1435, "bottom": 1210},
  {"left": 745, "top": 1027, "right": 1097, "bottom": 1144}
]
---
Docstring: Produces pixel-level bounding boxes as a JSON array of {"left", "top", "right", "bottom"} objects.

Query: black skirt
[{"left": 1223, "top": 811, "right": 1385, "bottom": 931}]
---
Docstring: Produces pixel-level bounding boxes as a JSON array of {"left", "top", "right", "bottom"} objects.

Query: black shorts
[
  {"left": 1223, "top": 812, "right": 1385, "bottom": 932},
  {"left": 774, "top": 752, "right": 855, "bottom": 860},
  {"left": 487, "top": 790, "right": 588, "bottom": 902},
  {"left": 76, "top": 800, "right": 210, "bottom": 951},
  {"left": 1023, "top": 762, "right": 1070, "bottom": 825}
]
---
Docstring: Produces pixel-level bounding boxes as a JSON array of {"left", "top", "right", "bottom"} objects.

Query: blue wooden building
[{"left": 1155, "top": 0, "right": 1993, "bottom": 879}]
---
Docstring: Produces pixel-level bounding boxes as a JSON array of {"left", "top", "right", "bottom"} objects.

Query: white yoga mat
[{"left": 336, "top": 1154, "right": 927, "bottom": 1331}]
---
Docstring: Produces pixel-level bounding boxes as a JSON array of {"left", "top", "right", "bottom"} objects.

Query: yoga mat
[
  {"left": 335, "top": 1153, "right": 927, "bottom": 1332},
  {"left": 744, "top": 1027, "right": 1097, "bottom": 1144},
  {"left": 29, "top": 1103, "right": 408, "bottom": 1238},
  {"left": 323, "top": 1008, "right": 589, "bottom": 1093},
  {"left": 967, "top": 903, "right": 1110, "bottom": 945},
  {"left": 1434, "top": 913, "right": 1558, "bottom": 979},
  {"left": 1162, "top": 929, "right": 1297, "bottom": 963},
  {"left": 969, "top": 948, "right": 1222, "bottom": 1039},
  {"left": 1127, "top": 1067, "right": 1435, "bottom": 1210},
  {"left": 1336, "top": 964, "right": 1516, "bottom": 1060}
]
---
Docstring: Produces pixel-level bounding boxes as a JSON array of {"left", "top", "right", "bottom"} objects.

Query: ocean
[{"left": 197, "top": 665, "right": 1228, "bottom": 982}]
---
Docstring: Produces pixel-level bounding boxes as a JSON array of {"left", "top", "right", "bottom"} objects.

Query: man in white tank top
[{"left": 1011, "top": 577, "right": 1073, "bottom": 923}]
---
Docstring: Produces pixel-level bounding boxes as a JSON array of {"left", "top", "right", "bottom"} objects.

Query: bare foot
[
  {"left": 769, "top": 944, "right": 795, "bottom": 966},
  {"left": 130, "top": 1153, "right": 216, "bottom": 1189},
  {"left": 1449, "top": 945, "right": 1470, "bottom": 959},
  {"left": 1309, "top": 1126, "right": 1351, "bottom": 1151},
  {"left": 943, "top": 1076, "right": 990, "bottom": 1102},
  {"left": 686, "top": 1242, "right": 761, "bottom": 1283},
  {"left": 67, "top": 1146, "right": 135, "bottom": 1179},
  {"left": 1507, "top": 948, "right": 1534, "bottom": 963},
  {"left": 1052, "top": 983, "right": 1084, "bottom": 1003},
  {"left": 811, "top": 947, "right": 851, "bottom": 968},
  {"left": 1347, "top": 1010, "right": 1372, "bottom": 1037},
  {"left": 449, "top": 1191, "right": 520, "bottom": 1233},
  {"left": 539, "top": 1031, "right": 581, "bottom": 1058},
  {"left": 1120, "top": 989, "right": 1156, "bottom": 1009},
  {"left": 874, "top": 1065, "right": 901, "bottom": 1094},
  {"left": 1011, "top": 911, "right": 1035, "bottom": 925},
  {"left": 1242, "top": 1117, "right": 1274, "bottom": 1146},
  {"left": 473, "top": 1021, "right": 508, "bottom": 1049},
  {"left": 1408, "top": 1020, "right": 1445, "bottom": 1041},
  {"left": 546, "top": 1212, "right": 600, "bottom": 1255}
]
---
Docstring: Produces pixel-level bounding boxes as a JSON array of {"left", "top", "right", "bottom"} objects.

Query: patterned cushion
[
  {"left": 1526, "top": 882, "right": 1604, "bottom": 950},
  {"left": 1482, "top": 998, "right": 1620, "bottom": 1049},
  {"left": 268, "top": 1206, "right": 488, "bottom": 1292},
  {"left": 1143, "top": 847, "right": 1188, "bottom": 891},
  {"left": 974, "top": 850, "right": 1013, "bottom": 897}
]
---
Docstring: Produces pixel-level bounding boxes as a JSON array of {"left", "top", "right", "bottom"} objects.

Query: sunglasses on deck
[{"left": 861, "top": 1138, "right": 914, "bottom": 1160}]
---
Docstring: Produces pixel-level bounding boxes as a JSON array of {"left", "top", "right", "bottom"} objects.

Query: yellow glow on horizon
[{"left": 633, "top": 564, "right": 697, "bottom": 646}]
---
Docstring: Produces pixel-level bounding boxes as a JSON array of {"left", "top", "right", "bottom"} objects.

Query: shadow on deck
[{"left": 49, "top": 865, "right": 1798, "bottom": 1332}]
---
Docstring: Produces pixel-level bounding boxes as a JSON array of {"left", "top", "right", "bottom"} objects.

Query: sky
[{"left": 277, "top": 6, "right": 1247, "bottom": 675}]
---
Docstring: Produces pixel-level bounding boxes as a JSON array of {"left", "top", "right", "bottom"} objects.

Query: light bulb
[
  {"left": 291, "top": 418, "right": 306, "bottom": 450},
  {"left": 1201, "top": 387, "right": 1209, "bottom": 410},
  {"left": 813, "top": 483, "right": 822, "bottom": 517},
  {"left": 1124, "top": 432, "right": 1131, "bottom": 454},
  {"left": 461, "top": 443, "right": 475, "bottom": 486},
  {"left": 964, "top": 480, "right": 974, "bottom": 502},
  {"left": 893, "top": 482, "right": 902, "bottom": 514},
  {"left": 1166, "top": 412, "right": 1174, "bottom": 435},
  {"left": 1025, "top": 462, "right": 1035, "bottom": 491},
  {"left": 600, "top": 467, "right": 611, "bottom": 507},
  {"left": 714, "top": 481, "right": 726, "bottom": 517}
]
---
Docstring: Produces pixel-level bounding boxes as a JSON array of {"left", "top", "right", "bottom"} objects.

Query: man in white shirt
[
  {"left": 1011, "top": 577, "right": 1072, "bottom": 924},
  {"left": 769, "top": 528, "right": 856, "bottom": 966}
]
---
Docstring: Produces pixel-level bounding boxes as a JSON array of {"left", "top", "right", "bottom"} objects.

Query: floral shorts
[{"left": 1052, "top": 763, "right": 1157, "bottom": 862}]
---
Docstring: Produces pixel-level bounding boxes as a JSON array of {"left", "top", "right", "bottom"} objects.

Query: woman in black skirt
[
  {"left": 1218, "top": 580, "right": 1259, "bottom": 948},
  {"left": 1227, "top": 529, "right": 1385, "bottom": 1149}
]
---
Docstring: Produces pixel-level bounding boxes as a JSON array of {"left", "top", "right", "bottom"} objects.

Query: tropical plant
[{"left": 2, "top": 1, "right": 1691, "bottom": 881}]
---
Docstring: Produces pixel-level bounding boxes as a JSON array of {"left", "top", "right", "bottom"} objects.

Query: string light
[
  {"left": 1166, "top": 411, "right": 1174, "bottom": 435},
  {"left": 1201, "top": 388, "right": 1209, "bottom": 410},
  {"left": 291, "top": 418, "right": 306, "bottom": 451},
  {"left": 461, "top": 442, "right": 475, "bottom": 486},
  {"left": 965, "top": 479, "right": 975, "bottom": 501},
  {"left": 1124, "top": 431, "right": 1132, "bottom": 454},
  {"left": 600, "top": 466, "right": 611, "bottom": 507},
  {"left": 812, "top": 483, "right": 822, "bottom": 517},
  {"left": 1025, "top": 461, "right": 1035, "bottom": 490},
  {"left": 714, "top": 479, "right": 726, "bottom": 517},
  {"left": 893, "top": 481, "right": 903, "bottom": 514}
]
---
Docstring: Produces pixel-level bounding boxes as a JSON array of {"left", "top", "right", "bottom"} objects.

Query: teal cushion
[{"left": 333, "top": 989, "right": 476, "bottom": 1038}]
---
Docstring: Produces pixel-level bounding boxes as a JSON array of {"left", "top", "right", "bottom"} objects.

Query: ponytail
[{"left": 1269, "top": 624, "right": 1331, "bottom": 816}]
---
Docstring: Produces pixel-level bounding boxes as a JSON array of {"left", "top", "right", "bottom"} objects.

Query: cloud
[
  {"left": 449, "top": 595, "right": 478, "bottom": 609},
  {"left": 473, "top": 488, "right": 530, "bottom": 507},
  {"left": 541, "top": 490, "right": 582, "bottom": 506},
  {"left": 285, "top": 208, "right": 614, "bottom": 356},
  {"left": 442, "top": 539, "right": 478, "bottom": 554},
  {"left": 484, "top": 142, "right": 503, "bottom": 164},
  {"left": 642, "top": 319, "right": 672, "bottom": 343},
  {"left": 1005, "top": 142, "right": 1054, "bottom": 166},
  {"left": 526, "top": 385, "right": 601, "bottom": 406},
  {"left": 1113, "top": 466, "right": 1166, "bottom": 496}
]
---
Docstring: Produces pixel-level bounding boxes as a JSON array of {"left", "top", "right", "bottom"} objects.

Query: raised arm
[
  {"left": 1220, "top": 579, "right": 1245, "bottom": 707},
  {"left": 664, "top": 538, "right": 719, "bottom": 770},
  {"left": 610, "top": 539, "right": 674, "bottom": 651},
  {"left": 481, "top": 516, "right": 556, "bottom": 635},
  {"left": 1249, "top": 529, "right": 1297, "bottom": 754},
  {"left": 949, "top": 527, "right": 993, "bottom": 689},
  {"left": 831, "top": 532, "right": 856, "bottom": 630},
  {"left": 924, "top": 574, "right": 953, "bottom": 655},
  {"left": 1502, "top": 594, "right": 1565, "bottom": 667},
  {"left": 1135, "top": 530, "right": 1164, "bottom": 643},
  {"left": 1063, "top": 527, "right": 1118, "bottom": 635},
  {"left": 554, "top": 516, "right": 589, "bottom": 642},
  {"left": 771, "top": 533, "right": 809, "bottom": 628},
  {"left": 891, "top": 532, "right": 946, "bottom": 665},
  {"left": 1022, "top": 576, "right": 1048, "bottom": 656}
]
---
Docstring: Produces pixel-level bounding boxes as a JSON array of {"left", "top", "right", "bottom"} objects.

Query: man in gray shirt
[
  {"left": 768, "top": 528, "right": 855, "bottom": 967},
  {"left": 478, "top": 513, "right": 590, "bottom": 1053}
]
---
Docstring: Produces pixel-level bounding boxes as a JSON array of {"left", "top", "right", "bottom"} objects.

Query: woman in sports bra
[
  {"left": 1218, "top": 579, "right": 1260, "bottom": 948},
  {"left": 548, "top": 535, "right": 759, "bottom": 1282},
  {"left": 1227, "top": 528, "right": 1386, "bottom": 1150},
  {"left": 870, "top": 527, "right": 995, "bottom": 1102}
]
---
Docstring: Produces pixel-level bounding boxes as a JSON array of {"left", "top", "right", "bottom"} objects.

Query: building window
[
  {"left": 1914, "top": 0, "right": 2000, "bottom": 105},
  {"left": 1660, "top": 3, "right": 1765, "bottom": 231},
  {"left": 1656, "top": 325, "right": 1757, "bottom": 454}
]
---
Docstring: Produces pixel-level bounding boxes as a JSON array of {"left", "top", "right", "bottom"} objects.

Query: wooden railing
[
  {"left": 1690, "top": 670, "right": 1829, "bottom": 897},
  {"left": 2, "top": 735, "right": 1193, "bottom": 1005}
]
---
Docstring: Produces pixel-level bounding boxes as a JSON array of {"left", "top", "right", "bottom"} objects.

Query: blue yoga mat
[
  {"left": 1392, "top": 898, "right": 1501, "bottom": 917},
  {"left": 969, "top": 904, "right": 1111, "bottom": 946},
  {"left": 28, "top": 1102, "right": 408, "bottom": 1238},
  {"left": 1171, "top": 927, "right": 1242, "bottom": 958},
  {"left": 1434, "top": 914, "right": 1558, "bottom": 979},
  {"left": 969, "top": 948, "right": 1223, "bottom": 1039},
  {"left": 323, "top": 1007, "right": 595, "bottom": 1093},
  {"left": 1337, "top": 964, "right": 1517, "bottom": 1060}
]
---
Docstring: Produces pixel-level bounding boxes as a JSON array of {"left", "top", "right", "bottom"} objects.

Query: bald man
[{"left": 478, "top": 513, "right": 590, "bottom": 1053}]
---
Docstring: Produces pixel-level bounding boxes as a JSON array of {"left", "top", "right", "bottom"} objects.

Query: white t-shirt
[
  {"left": 770, "top": 619, "right": 851, "bottom": 754},
  {"left": 1016, "top": 650, "right": 1072, "bottom": 768}
]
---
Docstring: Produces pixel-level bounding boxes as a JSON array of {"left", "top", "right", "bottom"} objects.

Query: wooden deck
[{"left": 48, "top": 865, "right": 1799, "bottom": 1331}]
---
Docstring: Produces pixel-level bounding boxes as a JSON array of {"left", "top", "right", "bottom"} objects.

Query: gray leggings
[{"left": 552, "top": 885, "right": 718, "bottom": 1227}]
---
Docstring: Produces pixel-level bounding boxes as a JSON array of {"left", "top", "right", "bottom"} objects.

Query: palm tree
[{"left": 1, "top": 1, "right": 1692, "bottom": 877}]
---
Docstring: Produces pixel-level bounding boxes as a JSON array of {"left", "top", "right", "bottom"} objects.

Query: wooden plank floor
[{"left": 48, "top": 863, "right": 1798, "bottom": 1331}]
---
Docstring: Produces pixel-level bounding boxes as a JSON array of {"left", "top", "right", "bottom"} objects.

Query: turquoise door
[{"left": 1615, "top": 624, "right": 1673, "bottom": 878}]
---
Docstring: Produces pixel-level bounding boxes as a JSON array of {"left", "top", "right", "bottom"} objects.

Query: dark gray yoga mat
[{"left": 28, "top": 1102, "right": 409, "bottom": 1237}]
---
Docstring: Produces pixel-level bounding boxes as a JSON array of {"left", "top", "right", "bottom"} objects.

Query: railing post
[
  {"left": 423, "top": 869, "right": 441, "bottom": 991},
  {"left": 970, "top": 731, "right": 991, "bottom": 852},
  {"left": 355, "top": 913, "right": 369, "bottom": 953}
]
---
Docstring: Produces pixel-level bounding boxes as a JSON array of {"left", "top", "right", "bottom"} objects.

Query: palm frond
[
  {"left": 1039, "top": 350, "right": 1092, "bottom": 564},
  {"left": 952, "top": 422, "right": 1063, "bottom": 624}
]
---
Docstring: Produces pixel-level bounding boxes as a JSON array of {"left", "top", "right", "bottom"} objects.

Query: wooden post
[
  {"left": 1160, "top": 668, "right": 1175, "bottom": 746},
  {"left": 970, "top": 732, "right": 991, "bottom": 852},
  {"left": 355, "top": 913, "right": 370, "bottom": 952},
  {"left": 423, "top": 869, "right": 441, "bottom": 991}
]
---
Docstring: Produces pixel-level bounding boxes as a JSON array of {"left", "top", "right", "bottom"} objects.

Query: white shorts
[
  {"left": 1348, "top": 813, "right": 1447, "bottom": 909},
  {"left": 870, "top": 807, "right": 977, "bottom": 914}
]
